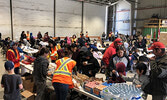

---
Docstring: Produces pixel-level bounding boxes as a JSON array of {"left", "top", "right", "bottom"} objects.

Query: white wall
[
  {"left": 116, "top": 1, "right": 131, "bottom": 35},
  {"left": 56, "top": 0, "right": 82, "bottom": 37},
  {"left": 13, "top": 0, "right": 54, "bottom": 40},
  {"left": 0, "top": 0, "right": 107, "bottom": 39},
  {"left": 0, "top": 0, "right": 11, "bottom": 39},
  {"left": 84, "top": 3, "right": 106, "bottom": 36}
]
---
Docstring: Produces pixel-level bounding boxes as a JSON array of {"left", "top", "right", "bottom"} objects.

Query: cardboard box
[
  {"left": 22, "top": 75, "right": 34, "bottom": 93},
  {"left": 84, "top": 85, "right": 93, "bottom": 94},
  {"left": 21, "top": 90, "right": 35, "bottom": 100},
  {"left": 22, "top": 79, "right": 34, "bottom": 92},
  {"left": 93, "top": 85, "right": 106, "bottom": 97}
]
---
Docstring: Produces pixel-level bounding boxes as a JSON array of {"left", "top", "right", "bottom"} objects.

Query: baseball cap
[
  {"left": 148, "top": 42, "right": 165, "bottom": 50},
  {"left": 10, "top": 41, "right": 18, "bottom": 47},
  {"left": 4, "top": 61, "right": 14, "bottom": 70},
  {"left": 114, "top": 38, "right": 123, "bottom": 45}
]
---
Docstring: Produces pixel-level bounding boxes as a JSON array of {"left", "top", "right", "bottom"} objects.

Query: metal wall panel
[
  {"left": 56, "top": 0, "right": 82, "bottom": 37},
  {"left": 0, "top": 0, "right": 107, "bottom": 39},
  {"left": 12, "top": 0, "right": 54, "bottom": 40},
  {"left": 84, "top": 3, "right": 106, "bottom": 36},
  {"left": 0, "top": 0, "right": 11, "bottom": 39},
  {"left": 116, "top": 0, "right": 131, "bottom": 35},
  {"left": 136, "top": 0, "right": 167, "bottom": 28}
]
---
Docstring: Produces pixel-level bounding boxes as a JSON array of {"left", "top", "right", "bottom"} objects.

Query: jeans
[
  {"left": 35, "top": 82, "right": 47, "bottom": 100},
  {"left": 14, "top": 67, "right": 20, "bottom": 74},
  {"left": 53, "top": 82, "right": 69, "bottom": 100},
  {"left": 152, "top": 95, "right": 166, "bottom": 100}
]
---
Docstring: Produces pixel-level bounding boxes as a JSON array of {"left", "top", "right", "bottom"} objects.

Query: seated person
[
  {"left": 120, "top": 63, "right": 149, "bottom": 100},
  {"left": 81, "top": 51, "right": 100, "bottom": 77},
  {"left": 108, "top": 62, "right": 126, "bottom": 83}
]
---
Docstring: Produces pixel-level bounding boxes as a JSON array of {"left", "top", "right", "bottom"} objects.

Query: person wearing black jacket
[
  {"left": 33, "top": 48, "right": 51, "bottom": 100},
  {"left": 141, "top": 36, "right": 147, "bottom": 54},
  {"left": 81, "top": 51, "right": 100, "bottom": 77},
  {"left": 109, "top": 46, "right": 130, "bottom": 76}
]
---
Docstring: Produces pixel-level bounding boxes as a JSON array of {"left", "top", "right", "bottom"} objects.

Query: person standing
[
  {"left": 108, "top": 31, "right": 112, "bottom": 41},
  {"left": 144, "top": 42, "right": 167, "bottom": 100},
  {"left": 102, "top": 38, "right": 123, "bottom": 79},
  {"left": 52, "top": 48, "right": 76, "bottom": 100},
  {"left": 33, "top": 47, "right": 51, "bottom": 100},
  {"left": 141, "top": 36, "right": 147, "bottom": 54},
  {"left": 1, "top": 61, "right": 23, "bottom": 100},
  {"left": 6, "top": 42, "right": 20, "bottom": 74}
]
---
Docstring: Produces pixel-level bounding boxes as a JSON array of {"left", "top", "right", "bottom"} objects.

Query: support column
[
  {"left": 10, "top": 0, "right": 13, "bottom": 40},
  {"left": 81, "top": 1, "right": 84, "bottom": 33},
  {"left": 53, "top": 0, "right": 56, "bottom": 37}
]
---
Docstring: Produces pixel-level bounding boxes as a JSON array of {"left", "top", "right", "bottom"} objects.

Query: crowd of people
[{"left": 0, "top": 31, "right": 167, "bottom": 100}]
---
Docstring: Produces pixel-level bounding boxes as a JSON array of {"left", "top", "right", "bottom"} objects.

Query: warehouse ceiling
[{"left": 72, "top": 0, "right": 139, "bottom": 6}]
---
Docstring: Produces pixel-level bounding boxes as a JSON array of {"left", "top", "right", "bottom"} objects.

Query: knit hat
[
  {"left": 116, "top": 62, "right": 126, "bottom": 76},
  {"left": 4, "top": 61, "right": 14, "bottom": 70}
]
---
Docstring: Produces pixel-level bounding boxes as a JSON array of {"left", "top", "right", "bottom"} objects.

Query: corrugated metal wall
[
  {"left": 12, "top": 0, "right": 54, "bottom": 40},
  {"left": 116, "top": 0, "right": 131, "bottom": 35},
  {"left": 136, "top": 0, "right": 167, "bottom": 28},
  {"left": 0, "top": 0, "right": 11, "bottom": 38},
  {"left": 0, "top": 0, "right": 107, "bottom": 39}
]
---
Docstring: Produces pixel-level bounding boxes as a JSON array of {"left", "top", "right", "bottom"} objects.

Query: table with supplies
[
  {"left": 21, "top": 46, "right": 39, "bottom": 54},
  {"left": 20, "top": 62, "right": 104, "bottom": 100}
]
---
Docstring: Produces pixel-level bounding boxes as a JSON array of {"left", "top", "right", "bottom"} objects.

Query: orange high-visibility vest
[
  {"left": 52, "top": 57, "right": 76, "bottom": 87},
  {"left": 26, "top": 33, "right": 30, "bottom": 40},
  {"left": 6, "top": 49, "right": 20, "bottom": 68},
  {"left": 50, "top": 46, "right": 58, "bottom": 61},
  {"left": 86, "top": 34, "right": 88, "bottom": 38}
]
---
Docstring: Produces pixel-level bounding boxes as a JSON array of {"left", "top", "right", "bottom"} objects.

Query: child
[
  {"left": 119, "top": 63, "right": 149, "bottom": 100},
  {"left": 108, "top": 62, "right": 126, "bottom": 83},
  {"left": 1, "top": 61, "right": 23, "bottom": 100}
]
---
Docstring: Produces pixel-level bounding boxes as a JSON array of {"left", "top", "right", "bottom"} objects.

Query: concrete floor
[
  {"left": 0, "top": 48, "right": 153, "bottom": 100},
  {"left": 0, "top": 51, "right": 7, "bottom": 100}
]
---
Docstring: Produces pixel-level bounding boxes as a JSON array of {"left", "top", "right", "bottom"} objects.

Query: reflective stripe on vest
[
  {"left": 54, "top": 58, "right": 72, "bottom": 76},
  {"left": 7, "top": 49, "right": 18, "bottom": 59}
]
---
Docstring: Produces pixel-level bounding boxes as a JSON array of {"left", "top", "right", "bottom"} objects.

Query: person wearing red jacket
[
  {"left": 6, "top": 42, "right": 20, "bottom": 74},
  {"left": 102, "top": 38, "right": 123, "bottom": 79}
]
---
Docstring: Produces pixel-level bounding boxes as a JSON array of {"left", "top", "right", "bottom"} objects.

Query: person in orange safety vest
[
  {"left": 26, "top": 31, "right": 30, "bottom": 41},
  {"left": 6, "top": 41, "right": 20, "bottom": 74},
  {"left": 49, "top": 40, "right": 59, "bottom": 63},
  {"left": 52, "top": 47, "right": 77, "bottom": 100}
]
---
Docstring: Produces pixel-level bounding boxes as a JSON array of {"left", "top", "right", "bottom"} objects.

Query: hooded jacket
[
  {"left": 81, "top": 51, "right": 100, "bottom": 77},
  {"left": 33, "top": 56, "right": 49, "bottom": 83},
  {"left": 102, "top": 42, "right": 116, "bottom": 67}
]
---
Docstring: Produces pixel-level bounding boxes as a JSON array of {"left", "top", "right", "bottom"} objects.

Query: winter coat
[
  {"left": 81, "top": 52, "right": 100, "bottom": 77},
  {"left": 33, "top": 56, "right": 49, "bottom": 83},
  {"left": 145, "top": 54, "right": 167, "bottom": 95},
  {"left": 102, "top": 43, "right": 116, "bottom": 67}
]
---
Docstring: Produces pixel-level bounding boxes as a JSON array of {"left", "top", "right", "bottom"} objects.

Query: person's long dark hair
[
  {"left": 35, "top": 47, "right": 49, "bottom": 57},
  {"left": 116, "top": 45, "right": 125, "bottom": 53}
]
